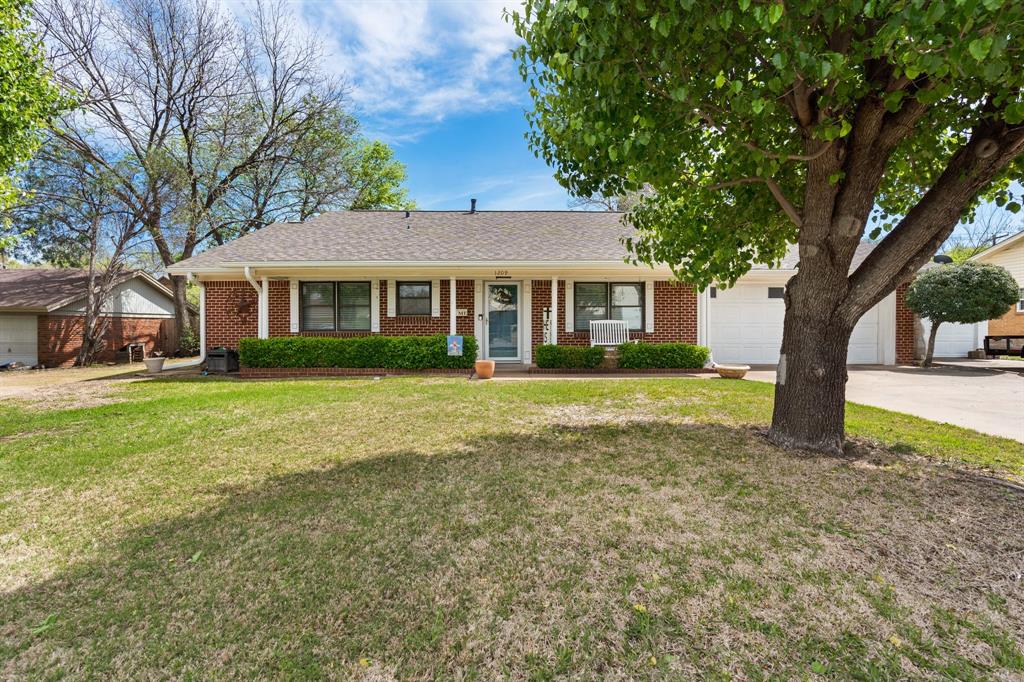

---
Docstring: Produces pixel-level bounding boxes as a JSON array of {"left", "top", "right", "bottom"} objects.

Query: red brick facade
[
  {"left": 204, "top": 281, "right": 258, "bottom": 349},
  {"left": 204, "top": 276, "right": 920, "bottom": 365},
  {"left": 37, "top": 314, "right": 173, "bottom": 368},
  {"left": 205, "top": 279, "right": 477, "bottom": 349},
  {"left": 529, "top": 279, "right": 697, "bottom": 352},
  {"left": 895, "top": 282, "right": 916, "bottom": 365}
]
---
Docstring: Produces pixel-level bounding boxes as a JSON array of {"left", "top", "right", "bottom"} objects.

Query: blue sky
[
  {"left": 288, "top": 0, "right": 1022, "bottom": 241},
  {"left": 293, "top": 0, "right": 570, "bottom": 210}
]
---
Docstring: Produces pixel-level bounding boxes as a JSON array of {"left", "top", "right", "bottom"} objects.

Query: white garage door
[
  {"left": 709, "top": 285, "right": 881, "bottom": 365},
  {"left": 0, "top": 314, "right": 38, "bottom": 366},
  {"left": 929, "top": 319, "right": 981, "bottom": 358}
]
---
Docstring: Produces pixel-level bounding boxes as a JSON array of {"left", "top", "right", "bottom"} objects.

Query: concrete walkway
[{"left": 746, "top": 365, "right": 1024, "bottom": 442}]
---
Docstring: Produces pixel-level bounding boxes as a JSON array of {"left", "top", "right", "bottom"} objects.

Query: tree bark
[
  {"left": 169, "top": 274, "right": 193, "bottom": 353},
  {"left": 768, "top": 289, "right": 853, "bottom": 456},
  {"left": 922, "top": 320, "right": 941, "bottom": 368}
]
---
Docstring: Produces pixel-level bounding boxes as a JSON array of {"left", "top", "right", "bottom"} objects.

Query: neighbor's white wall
[{"left": 977, "top": 241, "right": 1024, "bottom": 286}]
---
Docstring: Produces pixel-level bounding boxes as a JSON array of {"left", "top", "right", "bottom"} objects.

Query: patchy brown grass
[{"left": 0, "top": 377, "right": 1021, "bottom": 679}]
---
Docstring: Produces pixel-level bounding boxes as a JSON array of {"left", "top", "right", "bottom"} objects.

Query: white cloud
[{"left": 297, "top": 0, "right": 524, "bottom": 131}]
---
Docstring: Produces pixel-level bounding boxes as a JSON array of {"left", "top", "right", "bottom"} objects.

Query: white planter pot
[{"left": 143, "top": 357, "right": 166, "bottom": 374}]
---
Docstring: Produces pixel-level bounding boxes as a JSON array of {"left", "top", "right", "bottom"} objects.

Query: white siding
[
  {"left": 977, "top": 240, "right": 1024, "bottom": 287},
  {"left": 54, "top": 277, "right": 175, "bottom": 318}
]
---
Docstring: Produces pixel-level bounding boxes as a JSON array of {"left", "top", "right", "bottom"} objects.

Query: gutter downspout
[
  {"left": 170, "top": 273, "right": 207, "bottom": 370},
  {"left": 244, "top": 266, "right": 266, "bottom": 339}
]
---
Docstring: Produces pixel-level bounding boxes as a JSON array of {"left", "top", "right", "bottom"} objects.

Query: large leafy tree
[
  {"left": 0, "top": 0, "right": 61, "bottom": 255},
  {"left": 512, "top": 0, "right": 1024, "bottom": 453},
  {"left": 905, "top": 262, "right": 1018, "bottom": 366}
]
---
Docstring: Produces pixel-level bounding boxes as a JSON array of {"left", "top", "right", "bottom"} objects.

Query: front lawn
[{"left": 1, "top": 376, "right": 1022, "bottom": 678}]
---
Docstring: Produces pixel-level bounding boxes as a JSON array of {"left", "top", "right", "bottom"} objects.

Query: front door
[{"left": 485, "top": 282, "right": 520, "bottom": 361}]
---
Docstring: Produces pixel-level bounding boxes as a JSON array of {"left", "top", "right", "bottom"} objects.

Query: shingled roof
[
  {"left": 167, "top": 209, "right": 879, "bottom": 273},
  {"left": 0, "top": 268, "right": 168, "bottom": 312},
  {"left": 170, "top": 211, "right": 636, "bottom": 270}
]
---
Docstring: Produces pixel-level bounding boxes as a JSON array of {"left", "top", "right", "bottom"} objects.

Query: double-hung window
[
  {"left": 397, "top": 281, "right": 431, "bottom": 316},
  {"left": 573, "top": 282, "right": 644, "bottom": 331},
  {"left": 1018, "top": 288, "right": 1024, "bottom": 313},
  {"left": 300, "top": 282, "right": 372, "bottom": 331}
]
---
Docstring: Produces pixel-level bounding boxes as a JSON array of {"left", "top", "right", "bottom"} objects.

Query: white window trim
[
  {"left": 564, "top": 278, "right": 574, "bottom": 332},
  {"left": 289, "top": 279, "right": 299, "bottom": 333},
  {"left": 386, "top": 280, "right": 396, "bottom": 317},
  {"left": 371, "top": 280, "right": 381, "bottom": 332},
  {"left": 431, "top": 278, "right": 441, "bottom": 317},
  {"left": 645, "top": 280, "right": 655, "bottom": 333}
]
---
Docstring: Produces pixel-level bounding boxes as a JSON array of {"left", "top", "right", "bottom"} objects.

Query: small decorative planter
[
  {"left": 143, "top": 356, "right": 166, "bottom": 374},
  {"left": 715, "top": 364, "right": 749, "bottom": 379},
  {"left": 474, "top": 359, "right": 496, "bottom": 380}
]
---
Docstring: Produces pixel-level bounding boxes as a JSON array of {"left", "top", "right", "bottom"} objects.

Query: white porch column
[
  {"left": 550, "top": 276, "right": 558, "bottom": 345},
  {"left": 260, "top": 276, "right": 269, "bottom": 339},
  {"left": 449, "top": 277, "right": 457, "bottom": 335}
]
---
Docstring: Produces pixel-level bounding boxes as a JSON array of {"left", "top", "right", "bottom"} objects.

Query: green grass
[{"left": 1, "top": 376, "right": 1021, "bottom": 678}]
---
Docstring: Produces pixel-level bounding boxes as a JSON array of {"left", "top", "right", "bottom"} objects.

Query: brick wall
[
  {"left": 988, "top": 303, "right": 1024, "bottom": 336},
  {"left": 895, "top": 282, "right": 916, "bottom": 364},
  {"left": 37, "top": 314, "right": 172, "bottom": 367},
  {"left": 207, "top": 279, "right": 477, "bottom": 348},
  {"left": 205, "top": 281, "right": 258, "bottom": 349},
  {"left": 529, "top": 279, "right": 698, "bottom": 352}
]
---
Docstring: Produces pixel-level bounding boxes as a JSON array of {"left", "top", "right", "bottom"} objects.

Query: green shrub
[
  {"left": 616, "top": 342, "right": 710, "bottom": 369},
  {"left": 534, "top": 344, "right": 606, "bottom": 369},
  {"left": 238, "top": 334, "right": 477, "bottom": 370}
]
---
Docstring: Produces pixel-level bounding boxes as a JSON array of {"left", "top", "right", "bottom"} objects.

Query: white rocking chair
[{"left": 590, "top": 319, "right": 632, "bottom": 347}]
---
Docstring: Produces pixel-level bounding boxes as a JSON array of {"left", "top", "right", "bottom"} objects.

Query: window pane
[
  {"left": 612, "top": 306, "right": 643, "bottom": 330},
  {"left": 302, "top": 282, "right": 334, "bottom": 306},
  {"left": 575, "top": 283, "right": 608, "bottom": 330},
  {"left": 398, "top": 283, "right": 430, "bottom": 299},
  {"left": 301, "top": 283, "right": 335, "bottom": 330},
  {"left": 339, "top": 282, "right": 370, "bottom": 305},
  {"left": 340, "top": 305, "right": 371, "bottom": 330},
  {"left": 768, "top": 287, "right": 785, "bottom": 299},
  {"left": 611, "top": 283, "right": 641, "bottom": 306},
  {"left": 303, "top": 306, "right": 335, "bottom": 330},
  {"left": 398, "top": 282, "right": 431, "bottom": 315}
]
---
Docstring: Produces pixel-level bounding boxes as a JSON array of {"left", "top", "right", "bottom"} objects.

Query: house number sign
[{"left": 494, "top": 269, "right": 511, "bottom": 279}]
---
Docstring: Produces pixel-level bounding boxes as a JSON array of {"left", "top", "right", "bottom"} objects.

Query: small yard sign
[{"left": 447, "top": 335, "right": 463, "bottom": 356}]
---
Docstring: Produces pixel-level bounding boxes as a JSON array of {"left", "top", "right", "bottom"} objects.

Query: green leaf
[
  {"left": 1007, "top": 201, "right": 1022, "bottom": 214},
  {"left": 715, "top": 71, "right": 726, "bottom": 88},
  {"left": 751, "top": 98, "right": 765, "bottom": 114},
  {"left": 738, "top": 0, "right": 750, "bottom": 10},
  {"left": 767, "top": 3, "right": 783, "bottom": 25},
  {"left": 577, "top": 6, "right": 589, "bottom": 19},
  {"left": 811, "top": 661, "right": 828, "bottom": 674},
  {"left": 968, "top": 36, "right": 993, "bottom": 61}
]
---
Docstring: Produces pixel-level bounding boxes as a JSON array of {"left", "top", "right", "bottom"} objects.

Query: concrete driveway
[{"left": 746, "top": 365, "right": 1024, "bottom": 442}]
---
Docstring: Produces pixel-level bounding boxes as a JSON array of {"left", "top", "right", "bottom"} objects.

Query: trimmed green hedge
[
  {"left": 534, "top": 344, "right": 606, "bottom": 369},
  {"left": 616, "top": 342, "right": 710, "bottom": 369},
  {"left": 238, "top": 334, "right": 477, "bottom": 370}
]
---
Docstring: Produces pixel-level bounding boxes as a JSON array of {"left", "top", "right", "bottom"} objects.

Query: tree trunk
[
  {"left": 169, "top": 274, "right": 192, "bottom": 354},
  {"left": 922, "top": 320, "right": 941, "bottom": 368},
  {"left": 768, "top": 278, "right": 853, "bottom": 456}
]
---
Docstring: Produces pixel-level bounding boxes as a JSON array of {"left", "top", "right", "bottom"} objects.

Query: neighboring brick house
[
  {"left": 164, "top": 209, "right": 962, "bottom": 368},
  {"left": 0, "top": 269, "right": 180, "bottom": 367},
  {"left": 971, "top": 230, "right": 1024, "bottom": 336}
]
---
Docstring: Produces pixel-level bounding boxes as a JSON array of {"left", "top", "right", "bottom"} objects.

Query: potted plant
[
  {"left": 143, "top": 352, "right": 166, "bottom": 374},
  {"left": 474, "top": 359, "right": 495, "bottom": 380},
  {"left": 715, "top": 364, "right": 749, "bottom": 379}
]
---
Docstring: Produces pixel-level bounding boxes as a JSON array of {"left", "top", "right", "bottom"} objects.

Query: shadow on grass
[
  {"left": 2, "top": 420, "right": 1020, "bottom": 679},
  {"left": 0, "top": 422, "right": 769, "bottom": 678}
]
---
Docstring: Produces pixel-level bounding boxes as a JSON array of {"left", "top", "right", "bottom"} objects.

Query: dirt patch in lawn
[{"left": 6, "top": 379, "right": 134, "bottom": 411}]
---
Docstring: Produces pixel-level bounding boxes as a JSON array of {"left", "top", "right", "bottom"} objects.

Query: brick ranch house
[
  {"left": 166, "top": 210, "right": 983, "bottom": 368},
  {"left": 0, "top": 268, "right": 180, "bottom": 367}
]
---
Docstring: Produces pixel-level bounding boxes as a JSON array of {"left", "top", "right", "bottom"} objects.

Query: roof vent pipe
[{"left": 470, "top": 198, "right": 477, "bottom": 213}]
